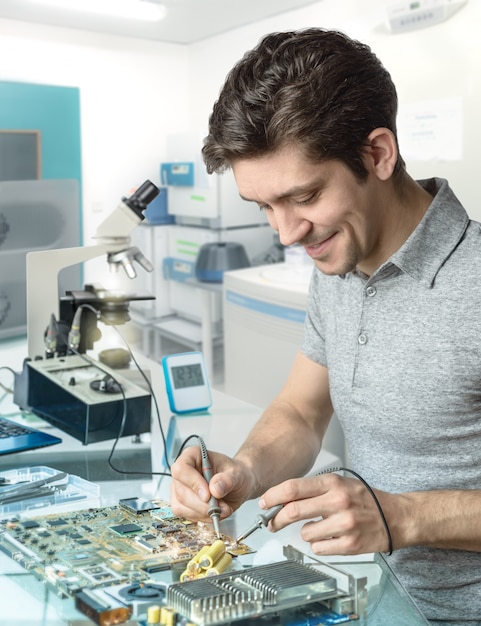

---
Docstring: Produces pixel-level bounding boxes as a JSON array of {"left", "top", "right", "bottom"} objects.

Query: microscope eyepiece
[{"left": 122, "top": 179, "right": 159, "bottom": 217}]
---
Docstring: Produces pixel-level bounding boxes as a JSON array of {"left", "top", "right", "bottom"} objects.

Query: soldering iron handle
[{"left": 258, "top": 503, "right": 284, "bottom": 526}]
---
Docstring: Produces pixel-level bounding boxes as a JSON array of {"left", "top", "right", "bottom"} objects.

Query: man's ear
[{"left": 364, "top": 127, "right": 398, "bottom": 181}]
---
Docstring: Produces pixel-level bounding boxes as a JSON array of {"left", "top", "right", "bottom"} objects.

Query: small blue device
[{"left": 162, "top": 351, "right": 212, "bottom": 414}]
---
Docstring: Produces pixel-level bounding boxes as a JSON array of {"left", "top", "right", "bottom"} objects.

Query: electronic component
[
  {"left": 75, "top": 588, "right": 133, "bottom": 626},
  {"left": 180, "top": 539, "right": 233, "bottom": 582},
  {"left": 168, "top": 559, "right": 346, "bottom": 626},
  {"left": 0, "top": 499, "right": 251, "bottom": 600},
  {"left": 0, "top": 499, "right": 367, "bottom": 625},
  {"left": 104, "top": 582, "right": 166, "bottom": 617}
]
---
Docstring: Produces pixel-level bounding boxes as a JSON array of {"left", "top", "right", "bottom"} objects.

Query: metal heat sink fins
[{"left": 166, "top": 559, "right": 338, "bottom": 626}]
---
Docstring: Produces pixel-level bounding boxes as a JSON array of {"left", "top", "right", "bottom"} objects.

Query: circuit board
[
  {"left": 0, "top": 499, "right": 365, "bottom": 626},
  {"left": 0, "top": 497, "right": 252, "bottom": 599}
]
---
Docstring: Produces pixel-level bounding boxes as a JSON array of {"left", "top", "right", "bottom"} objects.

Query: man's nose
[{"left": 267, "top": 208, "right": 311, "bottom": 247}]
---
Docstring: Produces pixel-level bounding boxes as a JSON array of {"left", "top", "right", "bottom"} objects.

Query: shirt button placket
[{"left": 359, "top": 285, "right": 375, "bottom": 345}]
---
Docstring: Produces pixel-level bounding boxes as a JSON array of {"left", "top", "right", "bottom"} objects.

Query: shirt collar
[{"left": 380, "top": 178, "right": 469, "bottom": 288}]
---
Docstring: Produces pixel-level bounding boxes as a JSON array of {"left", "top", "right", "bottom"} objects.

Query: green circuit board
[{"left": 0, "top": 497, "right": 252, "bottom": 599}]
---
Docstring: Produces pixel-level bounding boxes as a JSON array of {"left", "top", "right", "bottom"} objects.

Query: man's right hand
[{"left": 169, "top": 445, "right": 257, "bottom": 523}]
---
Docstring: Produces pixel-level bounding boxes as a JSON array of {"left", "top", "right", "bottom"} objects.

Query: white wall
[
  {"left": 1, "top": 0, "right": 480, "bottom": 280},
  {"left": 189, "top": 0, "right": 481, "bottom": 219},
  {"left": 0, "top": 18, "right": 190, "bottom": 284}
]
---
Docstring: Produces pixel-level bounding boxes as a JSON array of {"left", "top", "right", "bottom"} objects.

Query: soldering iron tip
[
  {"left": 212, "top": 516, "right": 221, "bottom": 540},
  {"left": 235, "top": 529, "right": 250, "bottom": 544}
]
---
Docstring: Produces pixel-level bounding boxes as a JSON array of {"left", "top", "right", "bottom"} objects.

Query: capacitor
[
  {"left": 205, "top": 551, "right": 233, "bottom": 576},
  {"left": 147, "top": 604, "right": 161, "bottom": 624},
  {"left": 198, "top": 539, "right": 225, "bottom": 569},
  {"left": 160, "top": 606, "right": 177, "bottom": 626}
]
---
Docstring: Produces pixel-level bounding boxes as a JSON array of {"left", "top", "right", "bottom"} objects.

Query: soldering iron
[
  {"left": 198, "top": 437, "right": 222, "bottom": 539},
  {"left": 235, "top": 466, "right": 394, "bottom": 556},
  {"left": 236, "top": 503, "right": 284, "bottom": 543}
]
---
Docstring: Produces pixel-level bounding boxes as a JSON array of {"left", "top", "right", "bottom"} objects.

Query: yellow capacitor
[
  {"left": 147, "top": 604, "right": 161, "bottom": 624},
  {"left": 205, "top": 551, "right": 233, "bottom": 576},
  {"left": 186, "top": 544, "right": 211, "bottom": 571},
  {"left": 160, "top": 606, "right": 176, "bottom": 626},
  {"left": 199, "top": 539, "right": 226, "bottom": 569},
  {"left": 181, "top": 544, "right": 212, "bottom": 581}
]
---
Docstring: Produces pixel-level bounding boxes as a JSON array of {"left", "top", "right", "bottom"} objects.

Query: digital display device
[
  {"left": 162, "top": 352, "right": 212, "bottom": 414},
  {"left": 171, "top": 363, "right": 204, "bottom": 389}
]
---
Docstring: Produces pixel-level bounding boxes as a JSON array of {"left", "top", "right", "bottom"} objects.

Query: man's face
[{"left": 232, "top": 144, "right": 386, "bottom": 276}]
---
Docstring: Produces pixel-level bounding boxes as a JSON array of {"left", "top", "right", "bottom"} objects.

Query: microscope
[
  {"left": 14, "top": 180, "right": 160, "bottom": 444},
  {"left": 26, "top": 180, "right": 159, "bottom": 359}
]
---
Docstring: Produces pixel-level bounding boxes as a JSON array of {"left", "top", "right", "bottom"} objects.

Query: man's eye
[
  {"left": 259, "top": 203, "right": 271, "bottom": 211},
  {"left": 295, "top": 194, "right": 315, "bottom": 206}
]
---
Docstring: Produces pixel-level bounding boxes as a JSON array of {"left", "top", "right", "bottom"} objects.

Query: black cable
[
  {"left": 68, "top": 304, "right": 172, "bottom": 477},
  {"left": 70, "top": 342, "right": 171, "bottom": 479},
  {"left": 175, "top": 433, "right": 202, "bottom": 461},
  {"left": 318, "top": 466, "right": 393, "bottom": 556},
  {"left": 111, "top": 325, "right": 171, "bottom": 473}
]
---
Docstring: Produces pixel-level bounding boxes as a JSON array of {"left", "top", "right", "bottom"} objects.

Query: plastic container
[{"left": 0, "top": 466, "right": 100, "bottom": 519}]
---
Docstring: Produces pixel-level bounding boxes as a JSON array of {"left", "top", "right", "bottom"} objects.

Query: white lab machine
[
  {"left": 223, "top": 261, "right": 346, "bottom": 465},
  {"left": 163, "top": 224, "right": 275, "bottom": 326},
  {"left": 163, "top": 131, "right": 270, "bottom": 229},
  {"left": 154, "top": 132, "right": 274, "bottom": 356}
]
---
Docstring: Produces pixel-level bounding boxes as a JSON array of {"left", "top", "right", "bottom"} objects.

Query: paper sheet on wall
[{"left": 397, "top": 97, "right": 463, "bottom": 162}]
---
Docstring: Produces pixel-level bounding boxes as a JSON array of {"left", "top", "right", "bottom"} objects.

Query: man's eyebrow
[{"left": 239, "top": 183, "right": 319, "bottom": 204}]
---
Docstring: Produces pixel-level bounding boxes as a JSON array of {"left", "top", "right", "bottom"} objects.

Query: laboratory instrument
[
  {"left": 25, "top": 180, "right": 159, "bottom": 359},
  {"left": 13, "top": 354, "right": 151, "bottom": 444},
  {"left": 161, "top": 351, "right": 211, "bottom": 414}
]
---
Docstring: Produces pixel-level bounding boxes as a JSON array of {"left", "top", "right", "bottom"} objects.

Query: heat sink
[{"left": 167, "top": 559, "right": 339, "bottom": 625}]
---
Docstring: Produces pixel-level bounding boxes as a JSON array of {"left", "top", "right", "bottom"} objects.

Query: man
[{"left": 170, "top": 29, "right": 481, "bottom": 624}]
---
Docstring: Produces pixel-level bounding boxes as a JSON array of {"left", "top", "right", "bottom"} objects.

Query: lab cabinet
[{"left": 223, "top": 262, "right": 346, "bottom": 464}]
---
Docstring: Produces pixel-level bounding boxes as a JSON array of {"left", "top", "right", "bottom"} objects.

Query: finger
[
  {"left": 301, "top": 514, "right": 386, "bottom": 555},
  {"left": 171, "top": 456, "right": 211, "bottom": 503},
  {"left": 261, "top": 473, "right": 342, "bottom": 511},
  {"left": 310, "top": 535, "right": 360, "bottom": 556}
]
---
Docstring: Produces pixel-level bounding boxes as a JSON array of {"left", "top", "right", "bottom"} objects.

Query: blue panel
[
  {"left": 0, "top": 80, "right": 82, "bottom": 243},
  {"left": 163, "top": 257, "right": 196, "bottom": 282},
  {"left": 0, "top": 81, "right": 81, "bottom": 182},
  {"left": 226, "top": 289, "right": 306, "bottom": 324},
  {"left": 160, "top": 162, "right": 194, "bottom": 186}
]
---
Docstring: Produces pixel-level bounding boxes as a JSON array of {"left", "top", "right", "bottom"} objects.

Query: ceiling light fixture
[{"left": 27, "top": 0, "right": 168, "bottom": 22}]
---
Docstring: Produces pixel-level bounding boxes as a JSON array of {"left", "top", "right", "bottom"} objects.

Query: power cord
[
  {"left": 67, "top": 304, "right": 172, "bottom": 478},
  {"left": 318, "top": 466, "right": 393, "bottom": 556}
]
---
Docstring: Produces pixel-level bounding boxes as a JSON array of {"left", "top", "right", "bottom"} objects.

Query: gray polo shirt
[{"left": 302, "top": 178, "right": 481, "bottom": 624}]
